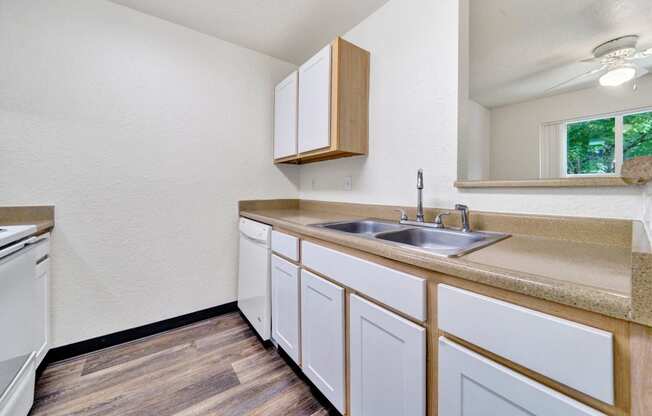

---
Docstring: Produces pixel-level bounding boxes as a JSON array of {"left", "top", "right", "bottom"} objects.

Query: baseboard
[
  {"left": 276, "top": 347, "right": 343, "bottom": 416},
  {"left": 37, "top": 301, "right": 238, "bottom": 377},
  {"left": 235, "top": 311, "right": 342, "bottom": 415}
]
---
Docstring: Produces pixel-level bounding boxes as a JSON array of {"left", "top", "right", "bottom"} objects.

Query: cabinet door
[
  {"left": 271, "top": 255, "right": 300, "bottom": 364},
  {"left": 301, "top": 269, "right": 345, "bottom": 413},
  {"left": 274, "top": 71, "right": 298, "bottom": 159},
  {"left": 349, "top": 294, "right": 425, "bottom": 416},
  {"left": 438, "top": 337, "right": 605, "bottom": 416},
  {"left": 34, "top": 258, "right": 50, "bottom": 366},
  {"left": 298, "top": 44, "right": 331, "bottom": 154}
]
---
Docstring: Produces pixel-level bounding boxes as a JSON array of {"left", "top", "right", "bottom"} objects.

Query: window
[
  {"left": 566, "top": 117, "right": 616, "bottom": 175},
  {"left": 562, "top": 109, "right": 652, "bottom": 176},
  {"left": 624, "top": 111, "right": 652, "bottom": 160}
]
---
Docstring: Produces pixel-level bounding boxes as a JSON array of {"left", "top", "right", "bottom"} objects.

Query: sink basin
[
  {"left": 313, "top": 219, "right": 404, "bottom": 236},
  {"left": 310, "top": 219, "right": 509, "bottom": 257},
  {"left": 375, "top": 227, "right": 509, "bottom": 257}
]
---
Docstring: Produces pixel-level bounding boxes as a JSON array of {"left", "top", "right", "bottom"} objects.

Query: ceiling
[
  {"left": 108, "top": 0, "right": 389, "bottom": 64},
  {"left": 470, "top": 0, "right": 652, "bottom": 108}
]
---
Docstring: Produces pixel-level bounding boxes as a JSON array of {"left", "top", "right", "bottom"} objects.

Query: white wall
[
  {"left": 459, "top": 99, "right": 491, "bottom": 180},
  {"left": 491, "top": 75, "right": 652, "bottom": 180},
  {"left": 0, "top": 0, "right": 298, "bottom": 346},
  {"left": 299, "top": 0, "right": 645, "bottom": 220}
]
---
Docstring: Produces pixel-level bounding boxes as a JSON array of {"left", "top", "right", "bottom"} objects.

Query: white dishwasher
[{"left": 237, "top": 217, "right": 272, "bottom": 341}]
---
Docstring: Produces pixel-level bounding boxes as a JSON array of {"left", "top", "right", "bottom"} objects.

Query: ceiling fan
[{"left": 547, "top": 35, "right": 651, "bottom": 92}]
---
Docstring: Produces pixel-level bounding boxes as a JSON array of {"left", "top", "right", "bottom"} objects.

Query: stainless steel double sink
[{"left": 311, "top": 219, "right": 510, "bottom": 257}]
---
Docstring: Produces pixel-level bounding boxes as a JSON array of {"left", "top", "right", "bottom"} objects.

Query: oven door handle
[
  {"left": 24, "top": 235, "right": 48, "bottom": 246},
  {"left": 0, "top": 241, "right": 27, "bottom": 261}
]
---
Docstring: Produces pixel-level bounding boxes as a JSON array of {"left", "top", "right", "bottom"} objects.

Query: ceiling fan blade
[{"left": 545, "top": 65, "right": 607, "bottom": 93}]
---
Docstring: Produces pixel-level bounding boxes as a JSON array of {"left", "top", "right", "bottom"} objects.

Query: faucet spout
[
  {"left": 416, "top": 169, "right": 424, "bottom": 222},
  {"left": 455, "top": 204, "right": 471, "bottom": 233}
]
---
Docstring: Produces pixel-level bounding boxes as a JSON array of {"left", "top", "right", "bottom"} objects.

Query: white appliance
[
  {"left": 237, "top": 217, "right": 272, "bottom": 340},
  {"left": 0, "top": 224, "right": 43, "bottom": 416}
]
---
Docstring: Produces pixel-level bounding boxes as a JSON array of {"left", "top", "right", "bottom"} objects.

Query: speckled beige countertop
[
  {"left": 239, "top": 200, "right": 649, "bottom": 325},
  {"left": 0, "top": 206, "right": 55, "bottom": 234}
]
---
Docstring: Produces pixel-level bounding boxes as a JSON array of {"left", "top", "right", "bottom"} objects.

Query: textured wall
[
  {"left": 299, "top": 0, "right": 645, "bottom": 220},
  {"left": 0, "top": 0, "right": 299, "bottom": 346}
]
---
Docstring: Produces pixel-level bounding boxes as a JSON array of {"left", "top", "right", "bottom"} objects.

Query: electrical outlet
[
  {"left": 311, "top": 178, "right": 317, "bottom": 190},
  {"left": 344, "top": 176, "right": 353, "bottom": 191}
]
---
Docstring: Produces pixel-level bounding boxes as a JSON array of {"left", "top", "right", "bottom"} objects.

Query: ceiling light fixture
[
  {"left": 546, "top": 35, "right": 651, "bottom": 92},
  {"left": 599, "top": 64, "right": 637, "bottom": 87}
]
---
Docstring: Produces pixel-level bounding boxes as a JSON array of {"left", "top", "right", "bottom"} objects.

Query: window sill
[{"left": 454, "top": 177, "right": 642, "bottom": 189}]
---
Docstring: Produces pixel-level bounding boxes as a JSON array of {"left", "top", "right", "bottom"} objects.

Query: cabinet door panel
[
  {"left": 274, "top": 71, "right": 298, "bottom": 159},
  {"left": 300, "top": 269, "right": 345, "bottom": 413},
  {"left": 349, "top": 294, "right": 425, "bottom": 416},
  {"left": 34, "top": 258, "right": 49, "bottom": 366},
  {"left": 271, "top": 255, "right": 300, "bottom": 364},
  {"left": 298, "top": 44, "right": 331, "bottom": 154},
  {"left": 438, "top": 337, "right": 605, "bottom": 416}
]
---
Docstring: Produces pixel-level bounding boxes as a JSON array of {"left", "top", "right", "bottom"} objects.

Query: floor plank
[{"left": 30, "top": 312, "right": 337, "bottom": 416}]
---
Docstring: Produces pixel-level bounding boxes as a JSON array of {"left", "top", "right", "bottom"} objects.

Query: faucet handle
[
  {"left": 394, "top": 208, "right": 408, "bottom": 221},
  {"left": 434, "top": 211, "right": 451, "bottom": 226},
  {"left": 454, "top": 204, "right": 468, "bottom": 212}
]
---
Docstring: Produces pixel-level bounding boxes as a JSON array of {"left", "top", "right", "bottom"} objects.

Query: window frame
[{"left": 559, "top": 106, "right": 652, "bottom": 178}]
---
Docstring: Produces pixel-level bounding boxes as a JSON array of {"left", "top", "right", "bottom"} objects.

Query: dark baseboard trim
[
  {"left": 276, "top": 347, "right": 342, "bottom": 416},
  {"left": 234, "top": 310, "right": 340, "bottom": 414},
  {"left": 37, "top": 301, "right": 238, "bottom": 378}
]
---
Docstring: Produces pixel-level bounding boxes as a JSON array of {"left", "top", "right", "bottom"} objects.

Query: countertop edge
[{"left": 240, "top": 210, "right": 633, "bottom": 323}]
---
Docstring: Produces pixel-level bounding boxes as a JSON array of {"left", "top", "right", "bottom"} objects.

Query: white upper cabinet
[
  {"left": 271, "top": 255, "right": 300, "bottom": 365},
  {"left": 349, "top": 294, "right": 426, "bottom": 416},
  {"left": 438, "top": 337, "right": 605, "bottom": 416},
  {"left": 298, "top": 44, "right": 332, "bottom": 154},
  {"left": 300, "top": 269, "right": 345, "bottom": 413},
  {"left": 274, "top": 71, "right": 298, "bottom": 160}
]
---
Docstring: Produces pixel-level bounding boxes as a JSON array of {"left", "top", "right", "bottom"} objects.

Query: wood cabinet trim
[
  {"left": 428, "top": 278, "right": 631, "bottom": 416},
  {"left": 276, "top": 37, "right": 369, "bottom": 165},
  {"left": 630, "top": 323, "right": 652, "bottom": 416},
  {"left": 292, "top": 232, "right": 645, "bottom": 415}
]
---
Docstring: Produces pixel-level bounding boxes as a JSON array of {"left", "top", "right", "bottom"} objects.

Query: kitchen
[{"left": 1, "top": 0, "right": 652, "bottom": 415}]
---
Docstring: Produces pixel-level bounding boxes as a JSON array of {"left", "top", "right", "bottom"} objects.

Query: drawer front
[
  {"left": 439, "top": 337, "right": 605, "bottom": 416},
  {"left": 438, "top": 284, "right": 614, "bottom": 404},
  {"left": 271, "top": 230, "right": 299, "bottom": 262},
  {"left": 302, "top": 241, "right": 425, "bottom": 321}
]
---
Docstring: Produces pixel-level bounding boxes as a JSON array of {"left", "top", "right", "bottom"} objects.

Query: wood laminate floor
[{"left": 30, "top": 312, "right": 335, "bottom": 416}]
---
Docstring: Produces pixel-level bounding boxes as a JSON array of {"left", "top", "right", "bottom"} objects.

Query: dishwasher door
[{"left": 237, "top": 218, "right": 272, "bottom": 341}]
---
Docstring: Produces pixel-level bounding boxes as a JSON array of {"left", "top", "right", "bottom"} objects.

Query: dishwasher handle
[{"left": 240, "top": 231, "right": 269, "bottom": 246}]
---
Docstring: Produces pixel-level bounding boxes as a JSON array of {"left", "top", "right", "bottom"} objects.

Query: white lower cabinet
[
  {"left": 300, "top": 269, "right": 346, "bottom": 413},
  {"left": 271, "top": 255, "right": 300, "bottom": 365},
  {"left": 438, "top": 337, "right": 605, "bottom": 416},
  {"left": 349, "top": 294, "right": 426, "bottom": 416}
]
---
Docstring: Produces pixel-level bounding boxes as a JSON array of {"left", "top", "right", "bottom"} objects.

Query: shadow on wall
[
  {"left": 299, "top": 155, "right": 369, "bottom": 193},
  {"left": 274, "top": 163, "right": 301, "bottom": 190}
]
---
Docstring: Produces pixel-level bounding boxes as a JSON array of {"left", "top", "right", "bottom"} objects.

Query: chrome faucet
[
  {"left": 455, "top": 204, "right": 471, "bottom": 233},
  {"left": 416, "top": 169, "right": 424, "bottom": 222}
]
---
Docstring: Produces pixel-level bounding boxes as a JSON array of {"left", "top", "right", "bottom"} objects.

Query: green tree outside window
[
  {"left": 567, "top": 118, "right": 615, "bottom": 175},
  {"left": 624, "top": 111, "right": 652, "bottom": 160}
]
